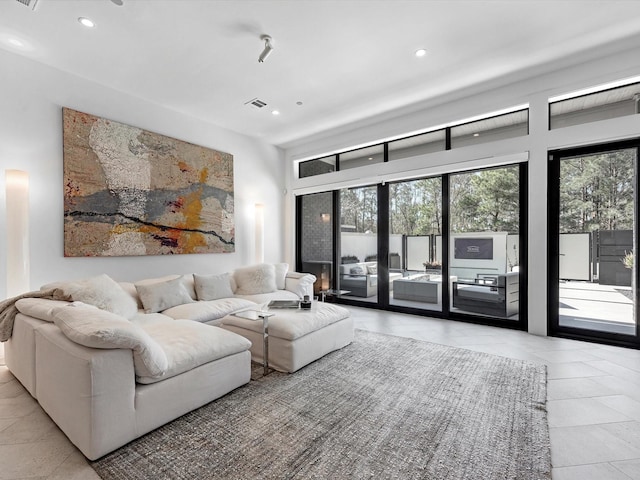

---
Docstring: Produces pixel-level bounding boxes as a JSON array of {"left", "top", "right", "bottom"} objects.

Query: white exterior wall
[
  {"left": 0, "top": 49, "right": 286, "bottom": 298},
  {"left": 285, "top": 43, "right": 640, "bottom": 337}
]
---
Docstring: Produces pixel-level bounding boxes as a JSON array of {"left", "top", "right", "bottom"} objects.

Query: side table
[{"left": 232, "top": 310, "right": 275, "bottom": 378}]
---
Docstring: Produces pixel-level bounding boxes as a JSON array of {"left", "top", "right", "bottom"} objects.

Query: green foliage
[
  {"left": 450, "top": 166, "right": 519, "bottom": 233},
  {"left": 622, "top": 251, "right": 634, "bottom": 270},
  {"left": 559, "top": 151, "right": 634, "bottom": 233},
  {"left": 340, "top": 186, "right": 378, "bottom": 233},
  {"left": 342, "top": 167, "right": 521, "bottom": 237},
  {"left": 423, "top": 261, "right": 442, "bottom": 269},
  {"left": 341, "top": 255, "right": 359, "bottom": 264},
  {"left": 389, "top": 177, "right": 442, "bottom": 235}
]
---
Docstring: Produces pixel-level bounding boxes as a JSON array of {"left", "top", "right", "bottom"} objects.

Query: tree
[
  {"left": 559, "top": 151, "right": 634, "bottom": 233},
  {"left": 450, "top": 166, "right": 519, "bottom": 233},
  {"left": 389, "top": 178, "right": 441, "bottom": 235}
]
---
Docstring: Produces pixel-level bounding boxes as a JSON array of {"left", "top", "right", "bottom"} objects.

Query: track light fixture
[{"left": 258, "top": 35, "right": 274, "bottom": 63}]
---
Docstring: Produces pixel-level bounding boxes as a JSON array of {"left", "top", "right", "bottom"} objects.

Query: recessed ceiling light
[
  {"left": 473, "top": 133, "right": 480, "bottom": 137},
  {"left": 272, "top": 110, "right": 280, "bottom": 116},
  {"left": 415, "top": 49, "right": 427, "bottom": 57},
  {"left": 78, "top": 17, "right": 96, "bottom": 28}
]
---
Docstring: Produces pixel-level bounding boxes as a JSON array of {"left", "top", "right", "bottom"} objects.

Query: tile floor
[{"left": 1, "top": 306, "right": 640, "bottom": 479}]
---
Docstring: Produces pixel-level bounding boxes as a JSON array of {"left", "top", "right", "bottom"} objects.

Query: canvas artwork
[{"left": 62, "top": 108, "right": 235, "bottom": 257}]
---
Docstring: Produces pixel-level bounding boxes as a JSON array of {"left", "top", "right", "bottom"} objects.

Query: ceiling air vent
[
  {"left": 15, "top": 0, "right": 39, "bottom": 10},
  {"left": 245, "top": 98, "right": 267, "bottom": 109}
]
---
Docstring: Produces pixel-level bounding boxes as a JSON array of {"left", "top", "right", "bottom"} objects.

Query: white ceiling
[{"left": 2, "top": 0, "right": 640, "bottom": 148}]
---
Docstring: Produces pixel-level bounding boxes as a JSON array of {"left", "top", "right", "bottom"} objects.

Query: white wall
[
  {"left": 0, "top": 49, "right": 286, "bottom": 298},
  {"left": 286, "top": 40, "right": 640, "bottom": 337},
  {"left": 339, "top": 233, "right": 403, "bottom": 265}
]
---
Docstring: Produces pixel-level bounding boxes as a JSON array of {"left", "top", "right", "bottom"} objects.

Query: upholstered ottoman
[{"left": 219, "top": 303, "right": 353, "bottom": 373}]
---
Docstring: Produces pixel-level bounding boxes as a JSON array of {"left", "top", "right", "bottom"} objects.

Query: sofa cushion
[
  {"left": 129, "top": 312, "right": 175, "bottom": 326},
  {"left": 43, "top": 274, "right": 138, "bottom": 319},
  {"left": 274, "top": 263, "right": 289, "bottom": 290},
  {"left": 284, "top": 272, "right": 316, "bottom": 298},
  {"left": 135, "top": 321, "right": 251, "bottom": 384},
  {"left": 53, "top": 303, "right": 168, "bottom": 379},
  {"left": 131, "top": 275, "right": 196, "bottom": 308},
  {"left": 350, "top": 265, "right": 365, "bottom": 275},
  {"left": 162, "top": 298, "right": 257, "bottom": 323},
  {"left": 234, "top": 264, "right": 277, "bottom": 295},
  {"left": 135, "top": 277, "right": 195, "bottom": 313},
  {"left": 15, "top": 298, "right": 73, "bottom": 323},
  {"left": 234, "top": 290, "right": 300, "bottom": 304},
  {"left": 222, "top": 303, "right": 351, "bottom": 341},
  {"left": 194, "top": 273, "right": 235, "bottom": 301}
]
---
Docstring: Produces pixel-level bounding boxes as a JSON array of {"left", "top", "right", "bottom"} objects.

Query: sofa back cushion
[
  {"left": 194, "top": 273, "right": 235, "bottom": 301},
  {"left": 53, "top": 303, "right": 168, "bottom": 378},
  {"left": 339, "top": 262, "right": 374, "bottom": 276},
  {"left": 234, "top": 264, "right": 277, "bottom": 295},
  {"left": 135, "top": 276, "right": 195, "bottom": 313},
  {"left": 42, "top": 274, "right": 138, "bottom": 319},
  {"left": 274, "top": 263, "right": 289, "bottom": 290}
]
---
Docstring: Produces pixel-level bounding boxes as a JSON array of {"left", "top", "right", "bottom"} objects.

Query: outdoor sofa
[{"left": 339, "top": 262, "right": 403, "bottom": 297}]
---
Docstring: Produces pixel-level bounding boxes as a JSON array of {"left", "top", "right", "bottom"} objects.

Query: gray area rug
[{"left": 91, "top": 330, "right": 550, "bottom": 480}]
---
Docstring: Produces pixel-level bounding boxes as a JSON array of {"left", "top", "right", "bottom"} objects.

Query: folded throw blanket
[{"left": 0, "top": 288, "right": 71, "bottom": 342}]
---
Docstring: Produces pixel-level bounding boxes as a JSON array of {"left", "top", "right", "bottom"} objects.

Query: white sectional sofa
[{"left": 2, "top": 263, "right": 317, "bottom": 460}]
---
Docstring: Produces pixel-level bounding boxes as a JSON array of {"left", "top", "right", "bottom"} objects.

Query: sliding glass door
[
  {"left": 449, "top": 165, "right": 522, "bottom": 320},
  {"left": 339, "top": 185, "right": 379, "bottom": 303},
  {"left": 296, "top": 162, "right": 527, "bottom": 329},
  {"left": 388, "top": 177, "right": 443, "bottom": 312},
  {"left": 549, "top": 141, "right": 639, "bottom": 345}
]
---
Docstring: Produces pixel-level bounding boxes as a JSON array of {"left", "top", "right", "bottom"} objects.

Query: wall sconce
[
  {"left": 321, "top": 266, "right": 330, "bottom": 291},
  {"left": 321, "top": 213, "right": 330, "bottom": 223},
  {"left": 5, "top": 170, "right": 30, "bottom": 297},
  {"left": 255, "top": 203, "right": 264, "bottom": 264}
]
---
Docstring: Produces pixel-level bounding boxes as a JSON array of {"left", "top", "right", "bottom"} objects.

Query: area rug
[{"left": 91, "top": 330, "right": 551, "bottom": 480}]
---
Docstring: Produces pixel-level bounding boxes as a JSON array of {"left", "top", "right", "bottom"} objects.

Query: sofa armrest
[
  {"left": 285, "top": 272, "right": 316, "bottom": 298},
  {"left": 35, "top": 323, "right": 137, "bottom": 460}
]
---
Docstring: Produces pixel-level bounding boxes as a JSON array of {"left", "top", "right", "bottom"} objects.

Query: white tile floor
[{"left": 1, "top": 306, "right": 640, "bottom": 479}]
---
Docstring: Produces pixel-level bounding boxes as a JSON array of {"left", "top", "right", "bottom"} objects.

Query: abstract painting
[{"left": 62, "top": 108, "right": 234, "bottom": 257}]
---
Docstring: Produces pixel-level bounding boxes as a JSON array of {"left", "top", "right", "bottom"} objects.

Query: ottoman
[{"left": 219, "top": 303, "right": 353, "bottom": 373}]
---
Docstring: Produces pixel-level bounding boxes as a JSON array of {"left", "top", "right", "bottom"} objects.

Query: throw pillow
[
  {"left": 194, "top": 273, "right": 235, "bottom": 301},
  {"left": 51, "top": 274, "right": 138, "bottom": 319},
  {"left": 350, "top": 266, "right": 365, "bottom": 275},
  {"left": 135, "top": 276, "right": 195, "bottom": 313},
  {"left": 367, "top": 264, "right": 378, "bottom": 274},
  {"left": 234, "top": 264, "right": 277, "bottom": 295},
  {"left": 274, "top": 263, "right": 289, "bottom": 290},
  {"left": 53, "top": 303, "right": 168, "bottom": 378}
]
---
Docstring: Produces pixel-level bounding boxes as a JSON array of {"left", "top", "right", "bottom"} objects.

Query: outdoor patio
[{"left": 559, "top": 281, "right": 634, "bottom": 335}]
